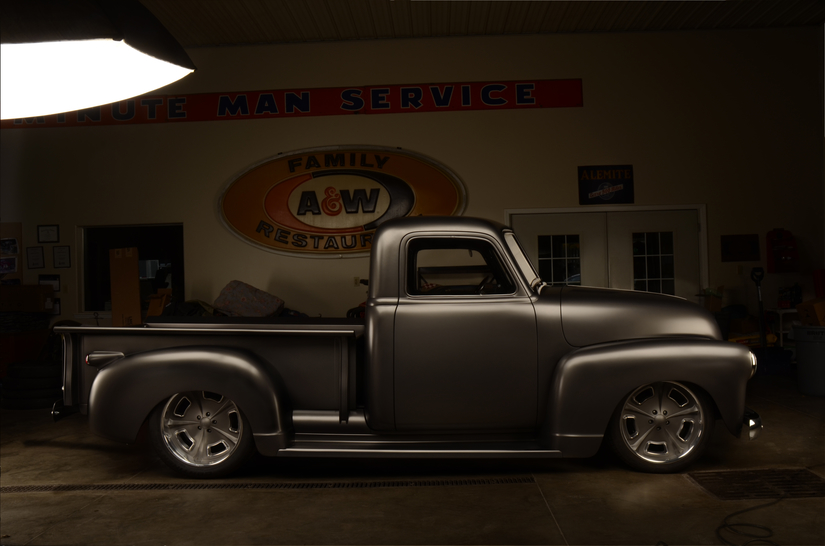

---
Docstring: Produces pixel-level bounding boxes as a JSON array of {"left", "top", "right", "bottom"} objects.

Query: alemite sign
[{"left": 220, "top": 147, "right": 466, "bottom": 257}]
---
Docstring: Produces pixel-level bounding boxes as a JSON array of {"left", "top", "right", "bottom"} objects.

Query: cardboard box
[
  {"left": 796, "top": 298, "right": 825, "bottom": 327},
  {"left": 703, "top": 294, "right": 722, "bottom": 313},
  {"left": 0, "top": 284, "right": 55, "bottom": 313},
  {"left": 697, "top": 286, "right": 723, "bottom": 313},
  {"left": 146, "top": 289, "right": 172, "bottom": 317},
  {"left": 110, "top": 247, "right": 142, "bottom": 326}
]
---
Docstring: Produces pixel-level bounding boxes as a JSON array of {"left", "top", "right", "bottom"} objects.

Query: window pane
[
  {"left": 538, "top": 236, "right": 553, "bottom": 259},
  {"left": 539, "top": 260, "right": 553, "bottom": 282},
  {"left": 567, "top": 235, "right": 580, "bottom": 258},
  {"left": 633, "top": 256, "right": 646, "bottom": 279},
  {"left": 552, "top": 259, "right": 566, "bottom": 283},
  {"left": 409, "top": 239, "right": 515, "bottom": 295},
  {"left": 538, "top": 233, "right": 581, "bottom": 286},
  {"left": 647, "top": 256, "right": 661, "bottom": 278},
  {"left": 661, "top": 255, "right": 674, "bottom": 278},
  {"left": 632, "top": 233, "right": 645, "bottom": 256},
  {"left": 646, "top": 232, "right": 660, "bottom": 255},
  {"left": 662, "top": 280, "right": 675, "bottom": 295},
  {"left": 552, "top": 235, "right": 565, "bottom": 258},
  {"left": 634, "top": 280, "right": 647, "bottom": 291},
  {"left": 660, "top": 232, "right": 674, "bottom": 254},
  {"left": 648, "top": 279, "right": 661, "bottom": 293}
]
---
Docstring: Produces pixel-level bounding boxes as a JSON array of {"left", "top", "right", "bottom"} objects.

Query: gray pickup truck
[{"left": 54, "top": 216, "right": 761, "bottom": 477}]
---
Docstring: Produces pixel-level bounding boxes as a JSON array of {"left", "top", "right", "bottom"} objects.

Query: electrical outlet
[{"left": 353, "top": 277, "right": 360, "bottom": 287}]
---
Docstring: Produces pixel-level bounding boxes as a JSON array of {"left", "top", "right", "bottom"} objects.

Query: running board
[{"left": 278, "top": 443, "right": 562, "bottom": 458}]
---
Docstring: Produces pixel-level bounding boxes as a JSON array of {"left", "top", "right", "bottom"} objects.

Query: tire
[
  {"left": 608, "top": 381, "right": 714, "bottom": 473},
  {"left": 148, "top": 391, "right": 255, "bottom": 478}
]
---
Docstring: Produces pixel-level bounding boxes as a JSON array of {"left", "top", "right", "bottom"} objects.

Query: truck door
[{"left": 394, "top": 235, "right": 538, "bottom": 431}]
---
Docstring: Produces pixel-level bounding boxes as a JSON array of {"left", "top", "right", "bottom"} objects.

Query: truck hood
[{"left": 546, "top": 286, "right": 721, "bottom": 347}]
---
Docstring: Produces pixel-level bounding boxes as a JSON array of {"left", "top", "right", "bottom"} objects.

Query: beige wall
[{"left": 1, "top": 27, "right": 823, "bottom": 319}]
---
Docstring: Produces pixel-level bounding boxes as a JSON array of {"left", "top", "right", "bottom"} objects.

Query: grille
[
  {"left": 688, "top": 468, "right": 825, "bottom": 500},
  {"left": 1, "top": 476, "right": 535, "bottom": 494}
]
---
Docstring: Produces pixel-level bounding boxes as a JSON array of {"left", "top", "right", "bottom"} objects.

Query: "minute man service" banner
[
  {"left": 2, "top": 79, "right": 582, "bottom": 129},
  {"left": 220, "top": 147, "right": 466, "bottom": 257}
]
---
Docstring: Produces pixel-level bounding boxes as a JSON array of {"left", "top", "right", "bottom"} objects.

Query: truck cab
[{"left": 365, "top": 217, "right": 543, "bottom": 433}]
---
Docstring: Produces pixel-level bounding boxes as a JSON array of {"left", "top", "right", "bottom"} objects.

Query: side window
[{"left": 407, "top": 238, "right": 516, "bottom": 296}]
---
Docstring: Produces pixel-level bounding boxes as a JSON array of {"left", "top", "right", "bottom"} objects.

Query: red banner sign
[{"left": 1, "top": 79, "right": 582, "bottom": 129}]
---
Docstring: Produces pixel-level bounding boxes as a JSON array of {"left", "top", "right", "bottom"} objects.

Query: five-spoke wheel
[
  {"left": 608, "top": 381, "right": 714, "bottom": 473},
  {"left": 149, "top": 391, "right": 254, "bottom": 478}
]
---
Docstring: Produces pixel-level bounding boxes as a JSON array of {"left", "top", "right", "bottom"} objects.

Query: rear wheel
[
  {"left": 149, "top": 391, "right": 254, "bottom": 478},
  {"left": 608, "top": 381, "right": 714, "bottom": 473}
]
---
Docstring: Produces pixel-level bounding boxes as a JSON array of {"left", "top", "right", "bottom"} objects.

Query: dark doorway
[{"left": 83, "top": 224, "right": 184, "bottom": 312}]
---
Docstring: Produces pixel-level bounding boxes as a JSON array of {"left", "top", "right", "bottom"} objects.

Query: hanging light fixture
[{"left": 0, "top": 0, "right": 196, "bottom": 120}]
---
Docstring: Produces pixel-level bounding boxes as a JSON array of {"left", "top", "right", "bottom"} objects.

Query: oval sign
[{"left": 220, "top": 147, "right": 467, "bottom": 256}]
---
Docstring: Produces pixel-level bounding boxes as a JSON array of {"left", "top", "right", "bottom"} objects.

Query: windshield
[{"left": 503, "top": 231, "right": 541, "bottom": 289}]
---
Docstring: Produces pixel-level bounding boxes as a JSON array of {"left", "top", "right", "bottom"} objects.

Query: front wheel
[
  {"left": 149, "top": 391, "right": 254, "bottom": 478},
  {"left": 608, "top": 381, "right": 714, "bottom": 473}
]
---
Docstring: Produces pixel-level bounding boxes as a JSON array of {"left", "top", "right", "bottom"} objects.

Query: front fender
[
  {"left": 542, "top": 338, "right": 753, "bottom": 456},
  {"left": 88, "top": 346, "right": 291, "bottom": 455}
]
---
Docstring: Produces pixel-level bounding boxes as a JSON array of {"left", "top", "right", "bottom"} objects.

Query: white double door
[{"left": 511, "top": 209, "right": 702, "bottom": 302}]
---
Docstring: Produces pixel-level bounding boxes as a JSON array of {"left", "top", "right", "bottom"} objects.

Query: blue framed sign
[{"left": 578, "top": 165, "right": 634, "bottom": 205}]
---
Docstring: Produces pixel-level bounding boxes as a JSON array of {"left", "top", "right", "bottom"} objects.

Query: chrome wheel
[
  {"left": 611, "top": 381, "right": 713, "bottom": 471},
  {"left": 158, "top": 391, "right": 244, "bottom": 467}
]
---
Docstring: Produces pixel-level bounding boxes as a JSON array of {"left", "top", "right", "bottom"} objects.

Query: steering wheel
[{"left": 476, "top": 274, "right": 496, "bottom": 294}]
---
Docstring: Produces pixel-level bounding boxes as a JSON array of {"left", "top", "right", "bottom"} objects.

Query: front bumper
[{"left": 743, "top": 407, "right": 762, "bottom": 440}]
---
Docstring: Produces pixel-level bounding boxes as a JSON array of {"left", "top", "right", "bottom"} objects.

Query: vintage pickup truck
[{"left": 54, "top": 216, "right": 761, "bottom": 477}]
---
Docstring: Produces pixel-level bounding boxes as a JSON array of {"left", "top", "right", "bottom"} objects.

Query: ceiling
[{"left": 140, "top": 0, "right": 824, "bottom": 48}]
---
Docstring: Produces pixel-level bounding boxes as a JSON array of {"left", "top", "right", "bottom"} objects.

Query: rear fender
[
  {"left": 88, "top": 346, "right": 291, "bottom": 455},
  {"left": 542, "top": 339, "right": 753, "bottom": 456}
]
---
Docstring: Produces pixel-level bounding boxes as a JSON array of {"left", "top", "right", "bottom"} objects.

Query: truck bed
[{"left": 57, "top": 316, "right": 364, "bottom": 423}]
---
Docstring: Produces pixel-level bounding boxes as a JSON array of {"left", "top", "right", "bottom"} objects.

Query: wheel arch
[
  {"left": 541, "top": 338, "right": 753, "bottom": 456},
  {"left": 88, "top": 346, "right": 292, "bottom": 455}
]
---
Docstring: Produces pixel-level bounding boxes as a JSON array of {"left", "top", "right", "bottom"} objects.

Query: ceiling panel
[
  {"left": 517, "top": 2, "right": 549, "bottom": 34},
  {"left": 387, "top": 0, "right": 413, "bottom": 38},
  {"left": 466, "top": 2, "right": 490, "bottom": 35},
  {"left": 485, "top": 2, "right": 511, "bottom": 34},
  {"left": 119, "top": 1, "right": 824, "bottom": 47},
  {"left": 554, "top": 2, "right": 591, "bottom": 33}
]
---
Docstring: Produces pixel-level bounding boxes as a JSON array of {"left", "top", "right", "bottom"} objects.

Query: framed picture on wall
[
  {"left": 1, "top": 238, "right": 19, "bottom": 255},
  {"left": 0, "top": 256, "right": 17, "bottom": 274},
  {"left": 27, "top": 246, "right": 45, "bottom": 269},
  {"left": 38, "top": 225, "right": 60, "bottom": 243},
  {"left": 53, "top": 246, "right": 71, "bottom": 268}
]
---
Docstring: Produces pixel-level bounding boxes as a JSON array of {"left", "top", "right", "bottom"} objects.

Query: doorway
[
  {"left": 508, "top": 207, "right": 706, "bottom": 302},
  {"left": 82, "top": 224, "right": 184, "bottom": 312}
]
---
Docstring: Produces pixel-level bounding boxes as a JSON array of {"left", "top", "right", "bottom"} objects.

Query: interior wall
[{"left": 1, "top": 27, "right": 822, "bottom": 320}]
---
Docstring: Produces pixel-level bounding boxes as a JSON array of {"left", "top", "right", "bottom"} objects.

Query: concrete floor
[{"left": 1, "top": 374, "right": 823, "bottom": 546}]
